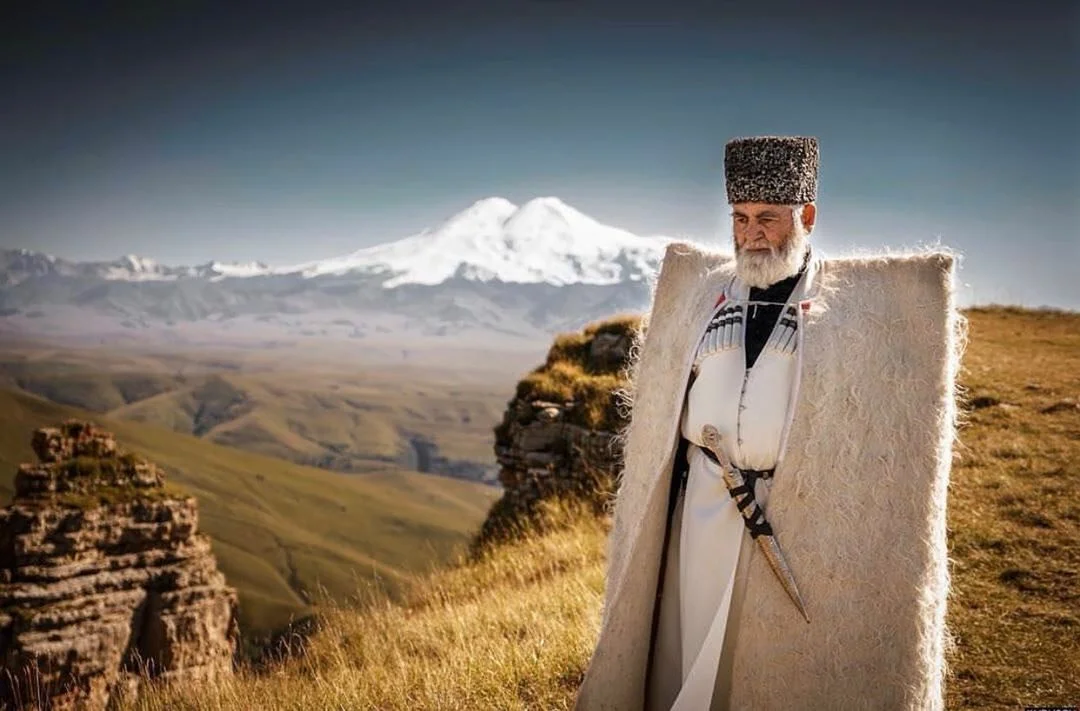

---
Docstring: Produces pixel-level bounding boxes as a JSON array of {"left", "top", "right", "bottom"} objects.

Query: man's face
[
  {"left": 731, "top": 203, "right": 799, "bottom": 254},
  {"left": 730, "top": 201, "right": 815, "bottom": 289}
]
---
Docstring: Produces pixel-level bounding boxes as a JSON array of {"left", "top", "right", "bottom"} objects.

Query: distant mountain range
[{"left": 0, "top": 197, "right": 678, "bottom": 347}]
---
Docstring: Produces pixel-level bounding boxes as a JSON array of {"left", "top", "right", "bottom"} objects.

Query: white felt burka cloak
[{"left": 573, "top": 239, "right": 963, "bottom": 711}]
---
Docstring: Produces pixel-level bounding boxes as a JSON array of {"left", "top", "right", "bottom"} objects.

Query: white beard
[{"left": 735, "top": 223, "right": 809, "bottom": 289}]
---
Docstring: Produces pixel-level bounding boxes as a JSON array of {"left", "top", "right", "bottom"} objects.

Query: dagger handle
[{"left": 702, "top": 425, "right": 773, "bottom": 538}]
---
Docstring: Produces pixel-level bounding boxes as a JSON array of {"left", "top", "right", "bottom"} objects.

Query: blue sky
[{"left": 1, "top": 0, "right": 1077, "bottom": 307}]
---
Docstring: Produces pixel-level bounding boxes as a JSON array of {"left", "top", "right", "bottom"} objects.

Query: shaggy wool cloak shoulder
[{"left": 574, "top": 240, "right": 965, "bottom": 711}]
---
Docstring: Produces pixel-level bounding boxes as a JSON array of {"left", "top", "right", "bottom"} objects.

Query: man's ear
[{"left": 801, "top": 202, "right": 817, "bottom": 232}]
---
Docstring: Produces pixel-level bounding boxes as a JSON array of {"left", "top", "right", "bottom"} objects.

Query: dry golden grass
[
  {"left": 945, "top": 307, "right": 1079, "bottom": 709},
  {"left": 126, "top": 500, "right": 609, "bottom": 711},
  {"left": 117, "top": 307, "right": 1080, "bottom": 709},
  {"left": 513, "top": 313, "right": 641, "bottom": 432},
  {"left": 543, "top": 313, "right": 640, "bottom": 372},
  {"left": 515, "top": 362, "right": 624, "bottom": 431}
]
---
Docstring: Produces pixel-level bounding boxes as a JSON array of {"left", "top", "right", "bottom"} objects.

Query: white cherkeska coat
[
  {"left": 573, "top": 240, "right": 962, "bottom": 711},
  {"left": 669, "top": 251, "right": 819, "bottom": 710}
]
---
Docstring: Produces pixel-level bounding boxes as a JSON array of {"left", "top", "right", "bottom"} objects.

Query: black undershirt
[{"left": 743, "top": 249, "right": 810, "bottom": 369}]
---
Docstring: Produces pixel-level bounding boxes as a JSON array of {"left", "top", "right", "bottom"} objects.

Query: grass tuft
[{"left": 513, "top": 314, "right": 642, "bottom": 433}]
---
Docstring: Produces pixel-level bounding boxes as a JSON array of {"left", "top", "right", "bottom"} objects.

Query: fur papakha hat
[{"left": 724, "top": 135, "right": 819, "bottom": 204}]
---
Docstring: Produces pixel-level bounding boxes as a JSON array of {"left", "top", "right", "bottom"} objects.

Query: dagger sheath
[{"left": 701, "top": 424, "right": 811, "bottom": 623}]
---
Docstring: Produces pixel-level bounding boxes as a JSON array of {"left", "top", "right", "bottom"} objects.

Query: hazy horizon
[{"left": 2, "top": 0, "right": 1077, "bottom": 309}]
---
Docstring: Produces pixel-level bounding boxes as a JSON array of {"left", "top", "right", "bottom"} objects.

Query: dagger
[{"left": 700, "top": 424, "right": 810, "bottom": 623}]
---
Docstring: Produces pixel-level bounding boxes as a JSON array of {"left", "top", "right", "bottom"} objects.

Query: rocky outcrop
[
  {"left": 475, "top": 315, "right": 642, "bottom": 548},
  {"left": 0, "top": 420, "right": 238, "bottom": 710}
]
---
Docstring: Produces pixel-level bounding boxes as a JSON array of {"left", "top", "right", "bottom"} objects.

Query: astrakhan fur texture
[{"left": 578, "top": 240, "right": 964, "bottom": 711}]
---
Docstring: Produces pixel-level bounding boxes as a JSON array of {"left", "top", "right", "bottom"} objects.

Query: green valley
[{"left": 0, "top": 386, "right": 501, "bottom": 644}]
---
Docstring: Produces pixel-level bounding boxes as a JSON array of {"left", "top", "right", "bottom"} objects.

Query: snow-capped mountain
[
  {"left": 193, "top": 260, "right": 273, "bottom": 280},
  {"left": 0, "top": 197, "right": 681, "bottom": 347},
  {"left": 99, "top": 255, "right": 273, "bottom": 281},
  {"left": 280, "top": 197, "right": 670, "bottom": 287},
  {"left": 107, "top": 255, "right": 161, "bottom": 279},
  {"left": 0, "top": 249, "right": 61, "bottom": 286},
  {"left": 3, "top": 197, "right": 672, "bottom": 288},
  {"left": 0, "top": 249, "right": 272, "bottom": 284}
]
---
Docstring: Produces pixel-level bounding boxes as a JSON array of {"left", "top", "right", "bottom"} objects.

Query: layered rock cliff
[
  {"left": 475, "top": 314, "right": 642, "bottom": 549},
  {"left": 0, "top": 421, "right": 238, "bottom": 710}
]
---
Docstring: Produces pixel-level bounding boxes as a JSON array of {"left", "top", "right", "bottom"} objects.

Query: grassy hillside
[
  {"left": 0, "top": 344, "right": 515, "bottom": 479},
  {"left": 944, "top": 306, "right": 1079, "bottom": 708},
  {"left": 121, "top": 307, "right": 1077, "bottom": 710},
  {"left": 126, "top": 501, "right": 608, "bottom": 711},
  {"left": 0, "top": 388, "right": 500, "bottom": 642}
]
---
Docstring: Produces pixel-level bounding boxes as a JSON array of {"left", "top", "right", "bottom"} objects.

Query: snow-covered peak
[
  {"left": 0, "top": 249, "right": 63, "bottom": 286},
  {"left": 419, "top": 196, "right": 520, "bottom": 250},
  {"left": 119, "top": 254, "right": 157, "bottom": 271},
  {"left": 280, "top": 196, "right": 673, "bottom": 287},
  {"left": 508, "top": 196, "right": 588, "bottom": 227},
  {"left": 502, "top": 196, "right": 631, "bottom": 251},
  {"left": 12, "top": 248, "right": 56, "bottom": 262},
  {"left": 196, "top": 260, "right": 272, "bottom": 280},
  {"left": 101, "top": 254, "right": 176, "bottom": 281},
  {"left": 446, "top": 197, "right": 518, "bottom": 227},
  {"left": 3, "top": 197, "right": 675, "bottom": 289}
]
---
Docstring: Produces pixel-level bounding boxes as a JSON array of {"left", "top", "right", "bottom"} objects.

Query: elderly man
[{"left": 574, "top": 136, "right": 961, "bottom": 710}]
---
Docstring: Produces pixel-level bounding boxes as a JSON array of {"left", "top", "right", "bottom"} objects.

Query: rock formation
[
  {"left": 0, "top": 420, "right": 238, "bottom": 710},
  {"left": 475, "top": 314, "right": 642, "bottom": 549}
]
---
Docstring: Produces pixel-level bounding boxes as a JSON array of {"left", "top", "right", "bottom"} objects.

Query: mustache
[
  {"left": 733, "top": 226, "right": 808, "bottom": 289},
  {"left": 738, "top": 241, "right": 778, "bottom": 256}
]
